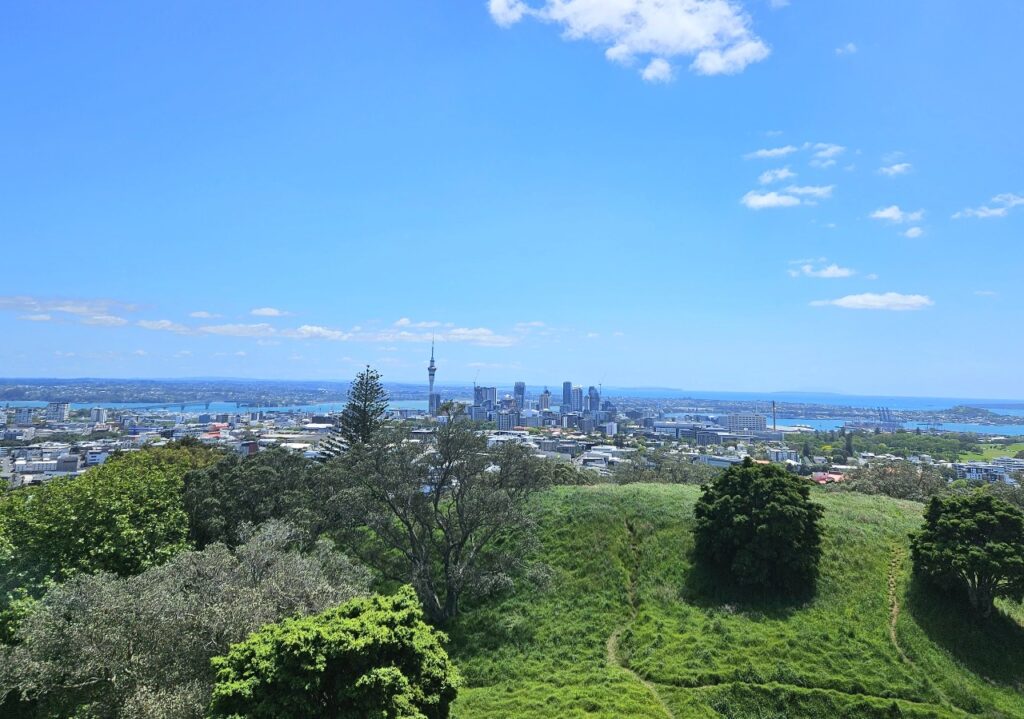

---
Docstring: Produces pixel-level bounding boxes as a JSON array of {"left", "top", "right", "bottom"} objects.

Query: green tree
[
  {"left": 1, "top": 522, "right": 369, "bottom": 719},
  {"left": 183, "top": 447, "right": 344, "bottom": 548},
  {"left": 339, "top": 366, "right": 389, "bottom": 447},
  {"left": 846, "top": 461, "right": 949, "bottom": 502},
  {"left": 910, "top": 491, "right": 1024, "bottom": 616},
  {"left": 343, "top": 410, "right": 546, "bottom": 623},
  {"left": 0, "top": 445, "right": 219, "bottom": 588},
  {"left": 207, "top": 586, "right": 459, "bottom": 719},
  {"left": 693, "top": 458, "right": 823, "bottom": 596}
]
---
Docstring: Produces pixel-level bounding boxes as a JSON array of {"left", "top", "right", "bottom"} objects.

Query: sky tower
[{"left": 427, "top": 338, "right": 440, "bottom": 415}]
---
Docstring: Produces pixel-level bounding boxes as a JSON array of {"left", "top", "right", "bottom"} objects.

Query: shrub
[
  {"left": 208, "top": 586, "right": 460, "bottom": 718},
  {"left": 693, "top": 458, "right": 823, "bottom": 596}
]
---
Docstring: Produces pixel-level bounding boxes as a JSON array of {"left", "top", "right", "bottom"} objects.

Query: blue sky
[{"left": 1, "top": 1, "right": 1022, "bottom": 397}]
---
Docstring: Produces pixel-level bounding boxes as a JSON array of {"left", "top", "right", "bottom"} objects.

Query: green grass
[
  {"left": 449, "top": 484, "right": 1024, "bottom": 718},
  {"left": 959, "top": 442, "right": 1024, "bottom": 461}
]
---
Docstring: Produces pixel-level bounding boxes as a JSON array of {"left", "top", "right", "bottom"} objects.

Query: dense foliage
[
  {"left": 183, "top": 447, "right": 344, "bottom": 548},
  {"left": 1, "top": 521, "right": 369, "bottom": 718},
  {"left": 208, "top": 586, "right": 459, "bottom": 719},
  {"left": 339, "top": 365, "right": 390, "bottom": 447},
  {"left": 612, "top": 447, "right": 721, "bottom": 485},
  {"left": 910, "top": 491, "right": 1024, "bottom": 616},
  {"left": 0, "top": 444, "right": 218, "bottom": 592},
  {"left": 343, "top": 415, "right": 547, "bottom": 623},
  {"left": 790, "top": 428, "right": 981, "bottom": 463},
  {"left": 844, "top": 460, "right": 951, "bottom": 502},
  {"left": 692, "top": 458, "right": 823, "bottom": 596}
]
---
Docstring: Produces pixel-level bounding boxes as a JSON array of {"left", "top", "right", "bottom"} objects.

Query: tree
[
  {"left": 612, "top": 447, "right": 719, "bottom": 485},
  {"left": 1, "top": 521, "right": 369, "bottom": 719},
  {"left": 343, "top": 411, "right": 546, "bottom": 623},
  {"left": 183, "top": 447, "right": 345, "bottom": 548},
  {"left": 207, "top": 586, "right": 459, "bottom": 719},
  {"left": 339, "top": 366, "right": 390, "bottom": 448},
  {"left": 910, "top": 491, "right": 1024, "bottom": 616},
  {"left": 0, "top": 445, "right": 219, "bottom": 589},
  {"left": 693, "top": 458, "right": 823, "bottom": 596},
  {"left": 846, "top": 461, "right": 949, "bottom": 502}
]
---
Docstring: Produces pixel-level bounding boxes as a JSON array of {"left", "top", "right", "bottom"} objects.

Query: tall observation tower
[{"left": 427, "top": 339, "right": 440, "bottom": 415}]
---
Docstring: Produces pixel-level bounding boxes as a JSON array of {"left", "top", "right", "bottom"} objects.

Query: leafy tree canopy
[
  {"left": 208, "top": 586, "right": 459, "bottom": 719},
  {"left": 910, "top": 491, "right": 1024, "bottom": 616},
  {"left": 693, "top": 458, "right": 823, "bottom": 596},
  {"left": 183, "top": 446, "right": 344, "bottom": 548}
]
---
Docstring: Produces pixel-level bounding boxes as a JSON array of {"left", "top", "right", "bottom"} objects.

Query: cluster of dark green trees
[{"left": 0, "top": 366, "right": 553, "bottom": 718}]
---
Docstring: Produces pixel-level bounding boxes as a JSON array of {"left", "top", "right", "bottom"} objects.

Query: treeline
[{"left": 791, "top": 428, "right": 982, "bottom": 464}]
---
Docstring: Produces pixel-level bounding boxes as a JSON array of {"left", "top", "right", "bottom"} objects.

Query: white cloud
[
  {"left": 835, "top": 42, "right": 857, "bottom": 56},
  {"left": 250, "top": 307, "right": 290, "bottom": 317},
  {"left": 189, "top": 310, "right": 221, "bottom": 319},
  {"left": 758, "top": 166, "right": 795, "bottom": 184},
  {"left": 953, "top": 192, "right": 1024, "bottom": 219},
  {"left": 784, "top": 184, "right": 834, "bottom": 199},
  {"left": 903, "top": 226, "right": 924, "bottom": 239},
  {"left": 641, "top": 57, "right": 673, "bottom": 83},
  {"left": 741, "top": 190, "right": 801, "bottom": 209},
  {"left": 768, "top": 0, "right": 789, "bottom": 7},
  {"left": 809, "top": 142, "right": 845, "bottom": 168},
  {"left": 879, "top": 162, "right": 911, "bottom": 176},
  {"left": 974, "top": 290, "right": 997, "bottom": 297},
  {"left": 490, "top": 0, "right": 770, "bottom": 79},
  {"left": 199, "top": 323, "right": 276, "bottom": 337},
  {"left": 18, "top": 314, "right": 52, "bottom": 322},
  {"left": 289, "top": 325, "right": 352, "bottom": 341},
  {"left": 789, "top": 262, "right": 856, "bottom": 279},
  {"left": 394, "top": 317, "right": 448, "bottom": 329},
  {"left": 132, "top": 349, "right": 147, "bottom": 356},
  {"left": 0, "top": 295, "right": 137, "bottom": 317},
  {"left": 82, "top": 314, "right": 128, "bottom": 326},
  {"left": 745, "top": 145, "right": 798, "bottom": 160},
  {"left": 138, "top": 319, "right": 191, "bottom": 334},
  {"left": 811, "top": 292, "right": 933, "bottom": 311},
  {"left": 870, "top": 205, "right": 924, "bottom": 223}
]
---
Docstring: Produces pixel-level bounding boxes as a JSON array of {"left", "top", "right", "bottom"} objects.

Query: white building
[{"left": 45, "top": 402, "right": 70, "bottom": 423}]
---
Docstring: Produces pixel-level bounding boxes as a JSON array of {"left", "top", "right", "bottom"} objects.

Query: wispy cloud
[
  {"left": 788, "top": 260, "right": 856, "bottom": 279},
  {"left": 189, "top": 310, "right": 221, "bottom": 319},
  {"left": 199, "top": 323, "right": 276, "bottom": 337},
  {"left": 784, "top": 184, "right": 834, "bottom": 199},
  {"left": 809, "top": 143, "right": 845, "bottom": 168},
  {"left": 489, "top": 0, "right": 770, "bottom": 79},
  {"left": 250, "top": 307, "right": 291, "bottom": 317},
  {"left": 745, "top": 145, "right": 798, "bottom": 160},
  {"left": 870, "top": 205, "right": 924, "bottom": 223},
  {"left": 974, "top": 290, "right": 997, "bottom": 297},
  {"left": 0, "top": 295, "right": 138, "bottom": 318},
  {"left": 138, "top": 319, "right": 191, "bottom": 334},
  {"left": 811, "top": 292, "right": 933, "bottom": 311},
  {"left": 952, "top": 192, "right": 1024, "bottom": 219},
  {"left": 82, "top": 314, "right": 129, "bottom": 326},
  {"left": 903, "top": 227, "right": 924, "bottom": 238},
  {"left": 879, "top": 162, "right": 912, "bottom": 176},
  {"left": 741, "top": 190, "right": 801, "bottom": 209},
  {"left": 835, "top": 42, "right": 857, "bottom": 56},
  {"left": 758, "top": 166, "right": 796, "bottom": 184},
  {"left": 18, "top": 314, "right": 52, "bottom": 322}
]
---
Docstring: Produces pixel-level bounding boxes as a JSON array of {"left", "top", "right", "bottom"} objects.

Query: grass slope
[
  {"left": 449, "top": 484, "right": 1024, "bottom": 718},
  {"left": 960, "top": 443, "right": 1024, "bottom": 461}
]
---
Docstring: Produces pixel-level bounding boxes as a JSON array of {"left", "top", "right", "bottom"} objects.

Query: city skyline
[{"left": 2, "top": 2, "right": 1023, "bottom": 397}]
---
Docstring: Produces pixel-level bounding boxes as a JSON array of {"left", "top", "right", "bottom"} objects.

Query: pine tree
[{"left": 339, "top": 366, "right": 389, "bottom": 447}]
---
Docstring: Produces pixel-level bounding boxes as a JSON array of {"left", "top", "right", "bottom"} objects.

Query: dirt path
[
  {"left": 604, "top": 517, "right": 675, "bottom": 719},
  {"left": 888, "top": 544, "right": 912, "bottom": 665}
]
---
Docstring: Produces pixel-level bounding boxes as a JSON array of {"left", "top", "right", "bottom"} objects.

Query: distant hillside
[{"left": 449, "top": 485, "right": 1024, "bottom": 718}]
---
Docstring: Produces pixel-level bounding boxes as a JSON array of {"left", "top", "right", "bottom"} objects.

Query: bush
[
  {"left": 692, "top": 458, "right": 823, "bottom": 596},
  {"left": 910, "top": 491, "right": 1024, "bottom": 616},
  {"left": 1, "top": 521, "right": 369, "bottom": 718},
  {"left": 208, "top": 586, "right": 460, "bottom": 719}
]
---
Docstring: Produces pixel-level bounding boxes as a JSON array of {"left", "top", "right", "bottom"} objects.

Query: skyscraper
[
  {"left": 562, "top": 381, "right": 572, "bottom": 412},
  {"left": 588, "top": 386, "right": 600, "bottom": 415},
  {"left": 571, "top": 386, "right": 584, "bottom": 413},
  {"left": 539, "top": 387, "right": 551, "bottom": 410},
  {"left": 427, "top": 340, "right": 440, "bottom": 415},
  {"left": 513, "top": 381, "right": 526, "bottom": 410}
]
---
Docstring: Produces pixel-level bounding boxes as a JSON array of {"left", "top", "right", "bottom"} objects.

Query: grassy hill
[{"left": 448, "top": 484, "right": 1024, "bottom": 718}]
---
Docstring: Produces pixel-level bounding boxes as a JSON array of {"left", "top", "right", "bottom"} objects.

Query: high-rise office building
[
  {"left": 45, "top": 402, "right": 70, "bottom": 422},
  {"left": 588, "top": 386, "right": 600, "bottom": 415},
  {"left": 571, "top": 386, "right": 584, "bottom": 412},
  {"left": 513, "top": 381, "right": 526, "bottom": 410},
  {"left": 562, "top": 381, "right": 573, "bottom": 411},
  {"left": 539, "top": 387, "right": 551, "bottom": 410}
]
